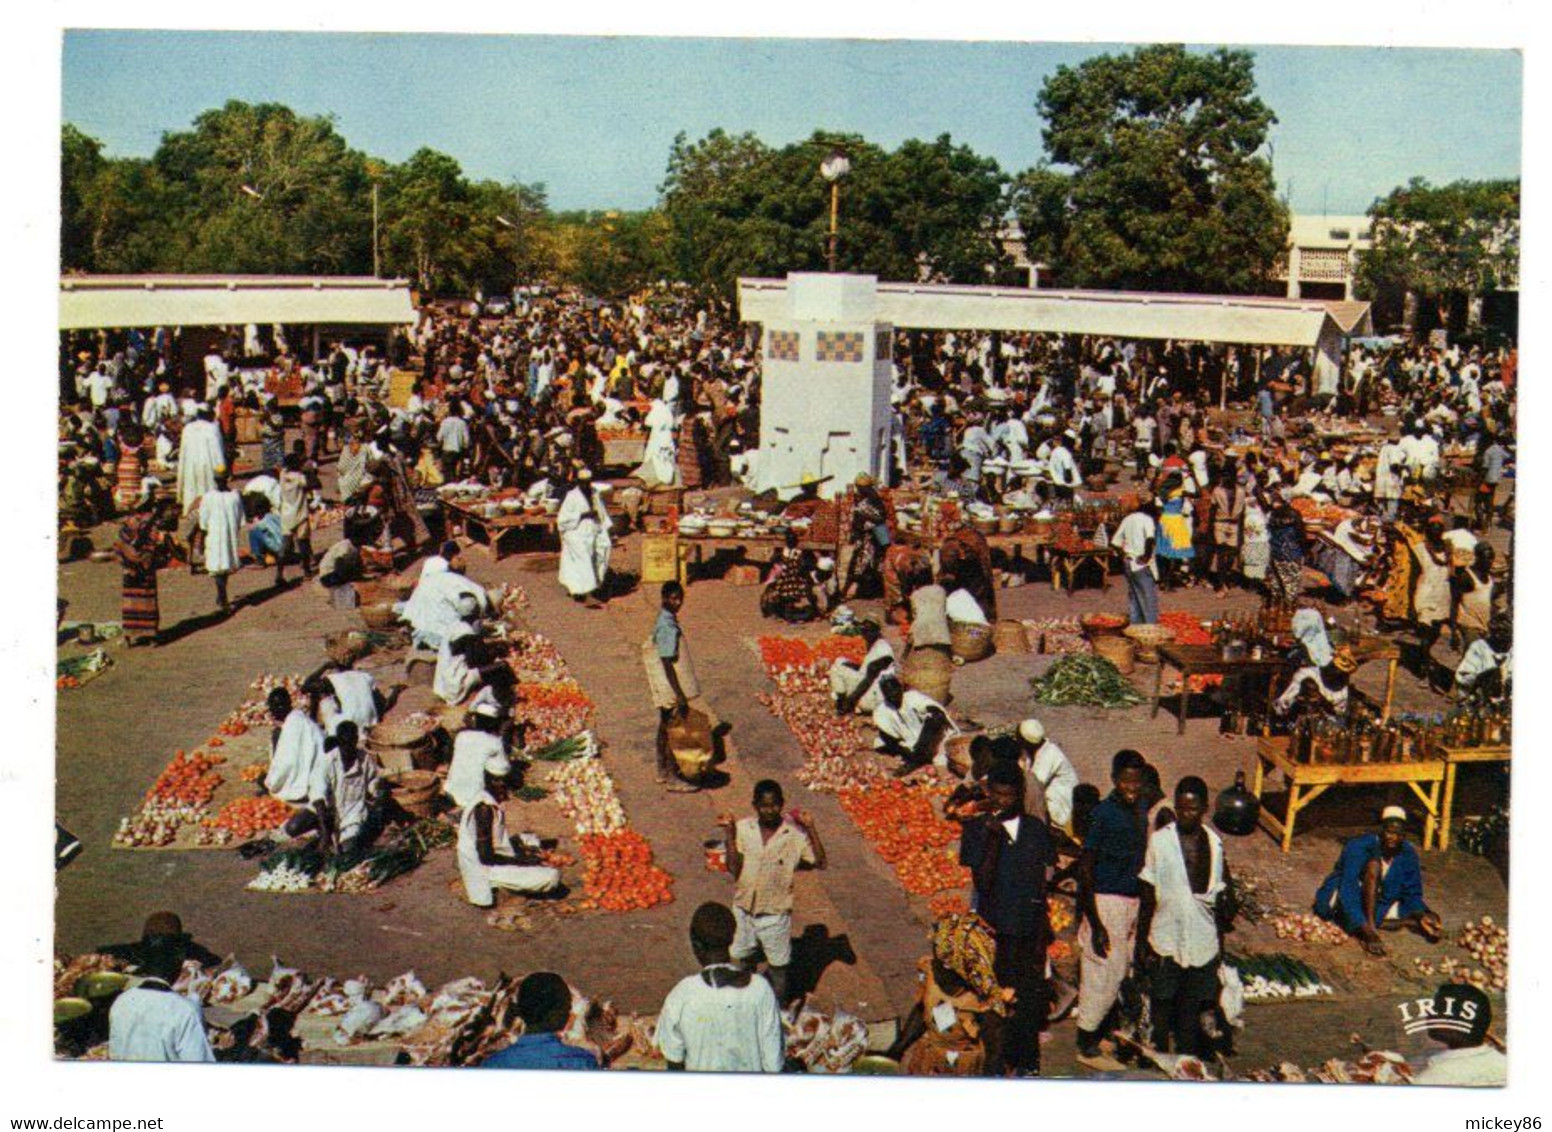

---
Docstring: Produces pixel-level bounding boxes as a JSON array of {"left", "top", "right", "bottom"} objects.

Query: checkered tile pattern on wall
[
  {"left": 815, "top": 330, "right": 865, "bottom": 363},
  {"left": 767, "top": 329, "right": 801, "bottom": 362}
]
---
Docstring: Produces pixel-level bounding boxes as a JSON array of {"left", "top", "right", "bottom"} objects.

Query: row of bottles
[{"left": 1290, "top": 715, "right": 1422, "bottom": 765}]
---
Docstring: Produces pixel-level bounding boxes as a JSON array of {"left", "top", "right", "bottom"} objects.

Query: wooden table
[
  {"left": 679, "top": 533, "right": 785, "bottom": 582},
  {"left": 1252, "top": 736, "right": 1445, "bottom": 853},
  {"left": 1347, "top": 636, "right": 1403, "bottom": 721},
  {"left": 1437, "top": 744, "right": 1511, "bottom": 851},
  {"left": 441, "top": 500, "right": 555, "bottom": 559},
  {"left": 1047, "top": 545, "right": 1116, "bottom": 594},
  {"left": 1151, "top": 642, "right": 1286, "bottom": 735}
]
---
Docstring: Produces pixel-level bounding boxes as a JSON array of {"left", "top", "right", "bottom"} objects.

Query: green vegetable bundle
[
  {"left": 528, "top": 735, "right": 589, "bottom": 762},
  {"left": 1030, "top": 655, "right": 1143, "bottom": 708}
]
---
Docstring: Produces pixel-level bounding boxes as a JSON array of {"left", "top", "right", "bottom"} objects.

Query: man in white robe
[
  {"left": 556, "top": 472, "right": 611, "bottom": 606},
  {"left": 198, "top": 474, "right": 245, "bottom": 611},
  {"left": 399, "top": 548, "right": 491, "bottom": 648},
  {"left": 444, "top": 702, "right": 510, "bottom": 810},
  {"left": 434, "top": 610, "right": 483, "bottom": 705},
  {"left": 177, "top": 407, "right": 227, "bottom": 514},
  {"left": 636, "top": 398, "right": 679, "bottom": 487},
  {"left": 264, "top": 688, "right": 326, "bottom": 804}
]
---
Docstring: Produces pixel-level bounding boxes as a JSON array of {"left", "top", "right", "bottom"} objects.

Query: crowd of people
[{"left": 60, "top": 282, "right": 1512, "bottom": 1082}]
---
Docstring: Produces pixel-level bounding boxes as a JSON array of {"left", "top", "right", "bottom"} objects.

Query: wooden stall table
[
  {"left": 1252, "top": 736, "right": 1445, "bottom": 853},
  {"left": 679, "top": 532, "right": 785, "bottom": 584},
  {"left": 1046, "top": 545, "right": 1115, "bottom": 595},
  {"left": 1437, "top": 744, "right": 1511, "bottom": 851},
  {"left": 600, "top": 435, "right": 647, "bottom": 469},
  {"left": 1151, "top": 642, "right": 1286, "bottom": 735},
  {"left": 1346, "top": 635, "right": 1403, "bottom": 721},
  {"left": 441, "top": 499, "right": 555, "bottom": 560}
]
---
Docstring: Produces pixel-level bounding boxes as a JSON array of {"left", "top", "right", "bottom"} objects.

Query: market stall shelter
[
  {"left": 58, "top": 274, "right": 417, "bottom": 371},
  {"left": 737, "top": 273, "right": 1372, "bottom": 497}
]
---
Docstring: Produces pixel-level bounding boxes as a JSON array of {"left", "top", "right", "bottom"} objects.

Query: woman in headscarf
[
  {"left": 372, "top": 439, "right": 431, "bottom": 554},
  {"left": 840, "top": 475, "right": 891, "bottom": 600},
  {"left": 115, "top": 491, "right": 176, "bottom": 646},
  {"left": 1265, "top": 492, "right": 1308, "bottom": 607},
  {"left": 259, "top": 397, "right": 287, "bottom": 475},
  {"left": 881, "top": 543, "right": 932, "bottom": 626},
  {"left": 335, "top": 426, "right": 369, "bottom": 504},
  {"left": 886, "top": 913, "right": 1006, "bottom": 1077},
  {"left": 1153, "top": 466, "right": 1196, "bottom": 589},
  {"left": 1409, "top": 516, "right": 1455, "bottom": 690}
]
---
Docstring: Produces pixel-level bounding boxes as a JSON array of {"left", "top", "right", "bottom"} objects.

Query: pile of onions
[
  {"left": 548, "top": 755, "right": 627, "bottom": 835},
  {"left": 1269, "top": 912, "right": 1351, "bottom": 945}
]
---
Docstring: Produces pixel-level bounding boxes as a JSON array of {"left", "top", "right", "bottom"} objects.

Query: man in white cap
[
  {"left": 1312, "top": 806, "right": 1441, "bottom": 956},
  {"left": 556, "top": 467, "right": 611, "bottom": 608},
  {"left": 444, "top": 702, "right": 512, "bottom": 810},
  {"left": 457, "top": 757, "right": 561, "bottom": 906},
  {"left": 1015, "top": 719, "right": 1080, "bottom": 833}
]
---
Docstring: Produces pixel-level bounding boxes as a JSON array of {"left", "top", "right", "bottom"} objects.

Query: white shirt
[
  {"left": 1138, "top": 824, "right": 1226, "bottom": 968},
  {"left": 265, "top": 710, "right": 327, "bottom": 803},
  {"left": 108, "top": 984, "right": 215, "bottom": 1063},
  {"left": 655, "top": 969, "right": 784, "bottom": 1073},
  {"left": 321, "top": 670, "right": 379, "bottom": 736},
  {"left": 437, "top": 415, "right": 471, "bottom": 453},
  {"left": 1048, "top": 444, "right": 1080, "bottom": 488},
  {"left": 1026, "top": 740, "right": 1079, "bottom": 828},
  {"left": 873, "top": 689, "right": 954, "bottom": 752},
  {"left": 1412, "top": 1044, "right": 1507, "bottom": 1085},
  {"left": 446, "top": 729, "right": 507, "bottom": 810},
  {"left": 1111, "top": 511, "right": 1157, "bottom": 574},
  {"left": 1456, "top": 640, "right": 1510, "bottom": 690}
]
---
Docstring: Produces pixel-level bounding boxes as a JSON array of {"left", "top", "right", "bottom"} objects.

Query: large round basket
[
  {"left": 325, "top": 630, "right": 372, "bottom": 668},
  {"left": 1092, "top": 634, "right": 1137, "bottom": 675},
  {"left": 992, "top": 620, "right": 1031, "bottom": 655},
  {"left": 368, "top": 719, "right": 438, "bottom": 750},
  {"left": 1080, "top": 613, "right": 1130, "bottom": 639},
  {"left": 1123, "top": 624, "right": 1177, "bottom": 664},
  {"left": 387, "top": 769, "right": 441, "bottom": 819},
  {"left": 427, "top": 702, "right": 469, "bottom": 734},
  {"left": 358, "top": 603, "right": 401, "bottom": 631},
  {"left": 901, "top": 648, "right": 953, "bottom": 705},
  {"left": 950, "top": 621, "right": 995, "bottom": 663},
  {"left": 942, "top": 733, "right": 978, "bottom": 777}
]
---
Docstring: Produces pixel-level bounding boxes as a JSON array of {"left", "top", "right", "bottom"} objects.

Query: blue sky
[{"left": 61, "top": 31, "right": 1522, "bottom": 215}]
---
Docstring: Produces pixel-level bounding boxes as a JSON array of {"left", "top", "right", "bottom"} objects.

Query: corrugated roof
[{"left": 58, "top": 275, "right": 417, "bottom": 330}]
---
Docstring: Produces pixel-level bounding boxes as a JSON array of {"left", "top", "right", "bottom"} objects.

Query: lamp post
[{"left": 819, "top": 149, "right": 851, "bottom": 273}]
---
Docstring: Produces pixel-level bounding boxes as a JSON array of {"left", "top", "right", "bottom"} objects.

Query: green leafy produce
[
  {"left": 515, "top": 785, "right": 549, "bottom": 802},
  {"left": 1030, "top": 655, "right": 1143, "bottom": 708},
  {"left": 528, "top": 735, "right": 589, "bottom": 762}
]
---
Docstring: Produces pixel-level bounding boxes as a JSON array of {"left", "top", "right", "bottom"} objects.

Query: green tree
[
  {"left": 61, "top": 124, "right": 105, "bottom": 270},
  {"left": 660, "top": 128, "right": 1009, "bottom": 296},
  {"left": 1015, "top": 44, "right": 1289, "bottom": 294},
  {"left": 1356, "top": 177, "right": 1520, "bottom": 325},
  {"left": 151, "top": 100, "right": 374, "bottom": 274}
]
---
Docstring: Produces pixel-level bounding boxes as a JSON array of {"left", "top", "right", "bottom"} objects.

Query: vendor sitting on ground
[
  {"left": 829, "top": 619, "right": 896, "bottom": 715},
  {"left": 262, "top": 686, "right": 326, "bottom": 806},
  {"left": 885, "top": 913, "right": 1007, "bottom": 1076},
  {"left": 1313, "top": 805, "right": 1443, "bottom": 956},
  {"left": 457, "top": 756, "right": 561, "bottom": 907},
  {"left": 433, "top": 597, "right": 496, "bottom": 704},
  {"left": 445, "top": 701, "right": 513, "bottom": 810},
  {"left": 301, "top": 721, "right": 387, "bottom": 857},
  {"left": 872, "top": 674, "right": 957, "bottom": 776},
  {"left": 906, "top": 575, "right": 952, "bottom": 656},
  {"left": 760, "top": 531, "right": 827, "bottom": 623}
]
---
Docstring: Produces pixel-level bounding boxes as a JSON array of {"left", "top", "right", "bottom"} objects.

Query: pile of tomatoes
[
  {"left": 758, "top": 637, "right": 818, "bottom": 673},
  {"left": 1157, "top": 611, "right": 1211, "bottom": 646},
  {"left": 838, "top": 780, "right": 967, "bottom": 896},
  {"left": 576, "top": 831, "right": 675, "bottom": 912},
  {"left": 146, "top": 750, "right": 225, "bottom": 809},
  {"left": 207, "top": 796, "right": 293, "bottom": 839},
  {"left": 812, "top": 636, "right": 866, "bottom": 666}
]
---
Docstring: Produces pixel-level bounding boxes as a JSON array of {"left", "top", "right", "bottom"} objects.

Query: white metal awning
[
  {"left": 738, "top": 276, "right": 1371, "bottom": 347},
  {"left": 58, "top": 275, "right": 418, "bottom": 331}
]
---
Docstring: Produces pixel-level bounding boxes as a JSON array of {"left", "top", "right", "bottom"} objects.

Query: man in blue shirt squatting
[
  {"left": 1313, "top": 805, "right": 1443, "bottom": 957},
  {"left": 480, "top": 971, "right": 600, "bottom": 1070}
]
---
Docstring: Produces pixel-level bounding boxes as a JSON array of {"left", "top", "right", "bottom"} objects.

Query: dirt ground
[{"left": 54, "top": 444, "right": 1511, "bottom": 1076}]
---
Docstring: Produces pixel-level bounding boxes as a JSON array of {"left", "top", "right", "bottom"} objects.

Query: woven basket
[
  {"left": 943, "top": 733, "right": 978, "bottom": 778},
  {"left": 369, "top": 720, "right": 437, "bottom": 749},
  {"left": 1092, "top": 634, "right": 1137, "bottom": 674},
  {"left": 325, "top": 630, "right": 372, "bottom": 667},
  {"left": 1124, "top": 624, "right": 1177, "bottom": 664},
  {"left": 902, "top": 648, "right": 953, "bottom": 705},
  {"left": 388, "top": 770, "right": 441, "bottom": 818},
  {"left": 992, "top": 620, "right": 1031, "bottom": 655},
  {"left": 970, "top": 516, "right": 998, "bottom": 535},
  {"left": 428, "top": 702, "right": 469, "bottom": 733},
  {"left": 1080, "top": 613, "right": 1130, "bottom": 638},
  {"left": 358, "top": 603, "right": 400, "bottom": 631},
  {"left": 950, "top": 621, "right": 995, "bottom": 663}
]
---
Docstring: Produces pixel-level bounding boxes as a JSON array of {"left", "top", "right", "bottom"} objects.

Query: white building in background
[{"left": 1274, "top": 214, "right": 1373, "bottom": 301}]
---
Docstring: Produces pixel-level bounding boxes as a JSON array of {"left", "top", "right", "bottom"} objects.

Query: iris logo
[{"left": 1397, "top": 993, "right": 1480, "bottom": 1037}]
